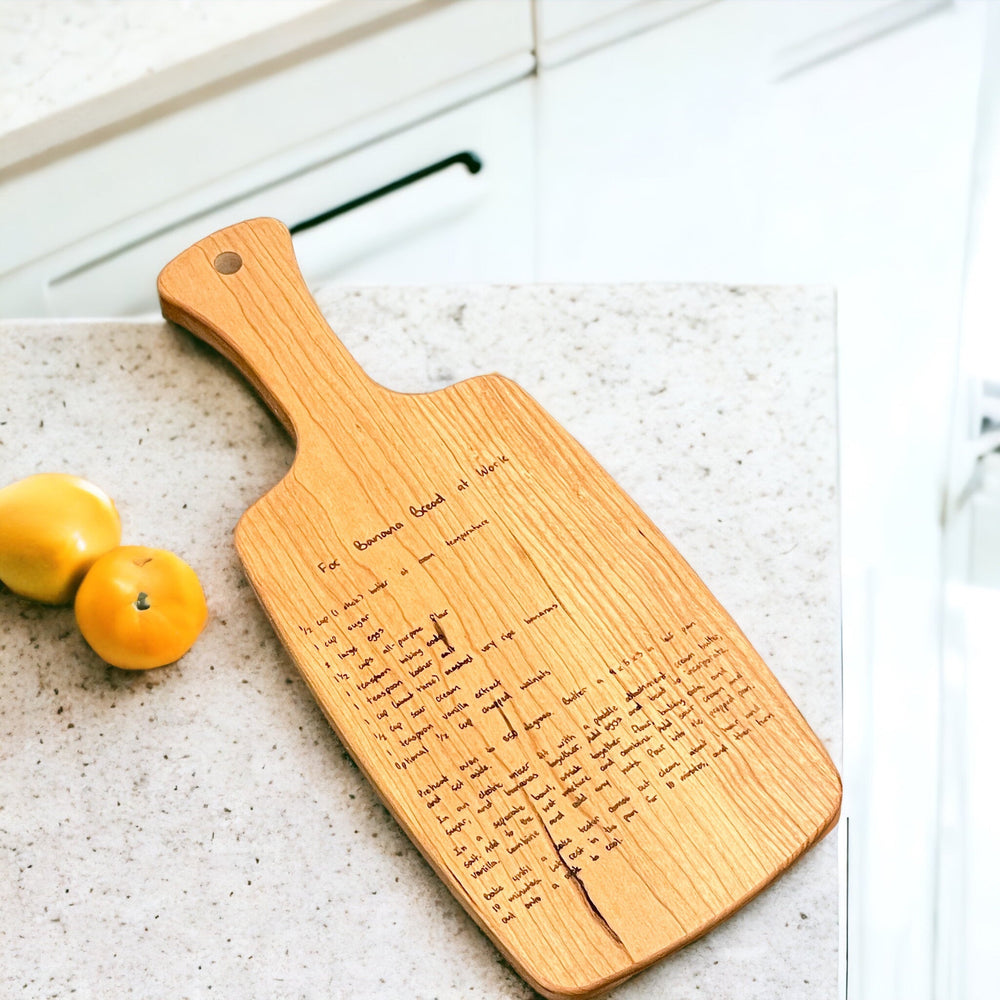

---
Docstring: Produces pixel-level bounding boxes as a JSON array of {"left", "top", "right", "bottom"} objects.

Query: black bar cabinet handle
[{"left": 288, "top": 151, "right": 483, "bottom": 236}]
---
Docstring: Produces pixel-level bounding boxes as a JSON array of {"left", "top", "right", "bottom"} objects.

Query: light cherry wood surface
[{"left": 158, "top": 218, "right": 841, "bottom": 999}]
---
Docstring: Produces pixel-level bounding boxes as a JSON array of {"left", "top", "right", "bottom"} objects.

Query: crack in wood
[
  {"left": 431, "top": 615, "right": 454, "bottom": 653},
  {"left": 494, "top": 690, "right": 628, "bottom": 951},
  {"left": 496, "top": 701, "right": 516, "bottom": 737},
  {"left": 535, "top": 810, "right": 628, "bottom": 952},
  {"left": 492, "top": 692, "right": 627, "bottom": 951}
]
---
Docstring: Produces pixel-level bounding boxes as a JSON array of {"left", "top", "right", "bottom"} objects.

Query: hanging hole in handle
[{"left": 214, "top": 251, "right": 243, "bottom": 274}]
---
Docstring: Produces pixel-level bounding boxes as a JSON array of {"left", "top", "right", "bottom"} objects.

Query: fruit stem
[{"left": 134, "top": 591, "right": 151, "bottom": 611}]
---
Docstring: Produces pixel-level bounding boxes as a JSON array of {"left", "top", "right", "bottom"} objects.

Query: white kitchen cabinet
[
  {"left": 0, "top": 0, "right": 534, "bottom": 315},
  {"left": 39, "top": 79, "right": 536, "bottom": 315},
  {"left": 3, "top": 0, "right": 952, "bottom": 317},
  {"left": 532, "top": 0, "right": 947, "bottom": 69},
  {"left": 533, "top": 0, "right": 713, "bottom": 67}
]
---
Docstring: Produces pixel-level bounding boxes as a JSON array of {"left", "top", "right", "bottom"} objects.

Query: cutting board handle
[{"left": 157, "top": 217, "right": 378, "bottom": 438}]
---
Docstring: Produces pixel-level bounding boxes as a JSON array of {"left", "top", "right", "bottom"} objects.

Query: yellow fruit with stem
[{"left": 74, "top": 545, "right": 208, "bottom": 669}]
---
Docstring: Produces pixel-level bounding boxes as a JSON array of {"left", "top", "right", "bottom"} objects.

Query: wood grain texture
[{"left": 157, "top": 218, "right": 841, "bottom": 1000}]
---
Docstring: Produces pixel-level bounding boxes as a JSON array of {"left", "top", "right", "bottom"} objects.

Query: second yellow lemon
[{"left": 74, "top": 545, "right": 208, "bottom": 669}]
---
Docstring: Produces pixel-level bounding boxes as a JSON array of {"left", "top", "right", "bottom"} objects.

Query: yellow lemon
[{"left": 0, "top": 473, "right": 122, "bottom": 604}]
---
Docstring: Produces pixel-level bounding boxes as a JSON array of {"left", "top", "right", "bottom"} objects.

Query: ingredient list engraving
[{"left": 293, "top": 450, "right": 781, "bottom": 926}]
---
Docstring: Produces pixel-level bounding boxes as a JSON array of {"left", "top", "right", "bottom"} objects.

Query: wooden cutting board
[{"left": 158, "top": 217, "right": 841, "bottom": 1000}]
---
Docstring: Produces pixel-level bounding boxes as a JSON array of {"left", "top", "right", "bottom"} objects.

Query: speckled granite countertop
[
  {"left": 0, "top": 282, "right": 840, "bottom": 999},
  {"left": 0, "top": 0, "right": 326, "bottom": 135}
]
